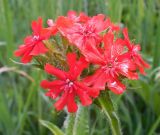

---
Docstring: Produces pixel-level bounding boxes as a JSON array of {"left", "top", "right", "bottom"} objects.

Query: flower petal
[
  {"left": 82, "top": 41, "right": 104, "bottom": 65},
  {"left": 54, "top": 91, "right": 68, "bottom": 111},
  {"left": 83, "top": 68, "right": 108, "bottom": 90},
  {"left": 24, "top": 36, "right": 33, "bottom": 45},
  {"left": 75, "top": 82, "right": 99, "bottom": 98},
  {"left": 107, "top": 79, "right": 126, "bottom": 94},
  {"left": 20, "top": 50, "right": 33, "bottom": 63},
  {"left": 67, "top": 91, "right": 78, "bottom": 113},
  {"left": 75, "top": 87, "right": 92, "bottom": 106},
  {"left": 67, "top": 53, "right": 77, "bottom": 71},
  {"left": 67, "top": 53, "right": 88, "bottom": 79},
  {"left": 30, "top": 42, "right": 48, "bottom": 56},
  {"left": 44, "top": 64, "right": 67, "bottom": 80},
  {"left": 117, "top": 61, "right": 138, "bottom": 80},
  {"left": 31, "top": 17, "right": 43, "bottom": 35},
  {"left": 67, "top": 10, "right": 77, "bottom": 19},
  {"left": 40, "top": 80, "right": 64, "bottom": 89},
  {"left": 45, "top": 86, "right": 63, "bottom": 99},
  {"left": 14, "top": 44, "right": 32, "bottom": 57}
]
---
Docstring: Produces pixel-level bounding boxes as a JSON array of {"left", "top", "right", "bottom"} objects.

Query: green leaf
[
  {"left": 148, "top": 115, "right": 160, "bottom": 135},
  {"left": 39, "top": 120, "right": 64, "bottom": 135},
  {"left": 97, "top": 91, "right": 122, "bottom": 135}
]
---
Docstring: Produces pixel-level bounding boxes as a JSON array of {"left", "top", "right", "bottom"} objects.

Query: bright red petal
[
  {"left": 137, "top": 54, "right": 150, "bottom": 68},
  {"left": 79, "top": 12, "right": 90, "bottom": 22},
  {"left": 40, "top": 80, "right": 64, "bottom": 89},
  {"left": 67, "top": 53, "right": 88, "bottom": 79},
  {"left": 88, "top": 14, "right": 107, "bottom": 33},
  {"left": 45, "top": 86, "right": 63, "bottom": 99},
  {"left": 103, "top": 32, "right": 114, "bottom": 58},
  {"left": 75, "top": 82, "right": 99, "bottom": 98},
  {"left": 67, "top": 91, "right": 78, "bottom": 113},
  {"left": 14, "top": 44, "right": 31, "bottom": 57},
  {"left": 44, "top": 64, "right": 67, "bottom": 80},
  {"left": 75, "top": 87, "right": 92, "bottom": 106},
  {"left": 67, "top": 10, "right": 77, "bottom": 19},
  {"left": 107, "top": 79, "right": 126, "bottom": 94},
  {"left": 31, "top": 17, "right": 43, "bottom": 35},
  {"left": 117, "top": 61, "right": 138, "bottom": 79},
  {"left": 20, "top": 50, "right": 33, "bottom": 63},
  {"left": 123, "top": 28, "right": 129, "bottom": 41},
  {"left": 54, "top": 91, "right": 68, "bottom": 111},
  {"left": 24, "top": 36, "right": 33, "bottom": 45},
  {"left": 56, "top": 16, "right": 73, "bottom": 29},
  {"left": 30, "top": 42, "right": 48, "bottom": 56},
  {"left": 67, "top": 53, "right": 77, "bottom": 71},
  {"left": 82, "top": 42, "right": 104, "bottom": 65},
  {"left": 83, "top": 68, "right": 108, "bottom": 90}
]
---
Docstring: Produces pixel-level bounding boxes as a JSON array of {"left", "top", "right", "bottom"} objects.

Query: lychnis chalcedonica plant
[{"left": 14, "top": 11, "right": 150, "bottom": 135}]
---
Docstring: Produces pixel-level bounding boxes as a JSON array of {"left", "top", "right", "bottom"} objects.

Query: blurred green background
[{"left": 0, "top": 0, "right": 160, "bottom": 135}]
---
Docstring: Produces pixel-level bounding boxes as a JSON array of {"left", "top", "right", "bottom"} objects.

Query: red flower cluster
[
  {"left": 14, "top": 18, "right": 53, "bottom": 63},
  {"left": 14, "top": 11, "right": 150, "bottom": 112}
]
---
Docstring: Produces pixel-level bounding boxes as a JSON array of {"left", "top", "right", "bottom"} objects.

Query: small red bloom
[
  {"left": 47, "top": 19, "right": 58, "bottom": 35},
  {"left": 106, "top": 18, "right": 120, "bottom": 32},
  {"left": 14, "top": 17, "right": 51, "bottom": 63},
  {"left": 41, "top": 53, "right": 99, "bottom": 112},
  {"left": 84, "top": 32, "right": 138, "bottom": 94},
  {"left": 123, "top": 28, "right": 150, "bottom": 74},
  {"left": 56, "top": 14, "right": 109, "bottom": 51},
  {"left": 67, "top": 10, "right": 90, "bottom": 23}
]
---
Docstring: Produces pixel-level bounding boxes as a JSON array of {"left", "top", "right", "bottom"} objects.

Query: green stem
[
  {"left": 65, "top": 113, "right": 76, "bottom": 135},
  {"left": 97, "top": 91, "right": 122, "bottom": 135}
]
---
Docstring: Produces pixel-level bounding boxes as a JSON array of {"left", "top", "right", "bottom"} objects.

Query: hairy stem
[
  {"left": 97, "top": 91, "right": 122, "bottom": 135},
  {"left": 64, "top": 113, "right": 76, "bottom": 135}
]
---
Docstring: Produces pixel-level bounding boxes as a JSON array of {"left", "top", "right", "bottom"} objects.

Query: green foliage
[
  {"left": 64, "top": 113, "right": 76, "bottom": 135},
  {"left": 72, "top": 105, "right": 89, "bottom": 135},
  {"left": 0, "top": 0, "right": 160, "bottom": 135},
  {"left": 64, "top": 105, "right": 89, "bottom": 135},
  {"left": 97, "top": 92, "right": 122, "bottom": 135},
  {"left": 40, "top": 120, "right": 64, "bottom": 135}
]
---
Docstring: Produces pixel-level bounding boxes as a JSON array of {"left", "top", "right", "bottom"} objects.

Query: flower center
[
  {"left": 107, "top": 62, "right": 113, "bottom": 68},
  {"left": 66, "top": 79, "right": 74, "bottom": 88},
  {"left": 101, "top": 61, "right": 115, "bottom": 73},
  {"left": 82, "top": 25, "right": 95, "bottom": 37},
  {"left": 32, "top": 35, "right": 40, "bottom": 41}
]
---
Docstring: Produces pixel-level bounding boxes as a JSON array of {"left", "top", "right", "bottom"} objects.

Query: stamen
[
  {"left": 68, "top": 82, "right": 73, "bottom": 87},
  {"left": 107, "top": 62, "right": 113, "bottom": 68},
  {"left": 65, "top": 79, "right": 74, "bottom": 87},
  {"left": 33, "top": 35, "right": 39, "bottom": 41},
  {"left": 66, "top": 79, "right": 70, "bottom": 83}
]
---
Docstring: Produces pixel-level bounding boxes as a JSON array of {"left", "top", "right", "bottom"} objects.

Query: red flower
[
  {"left": 14, "top": 17, "right": 51, "bottom": 63},
  {"left": 56, "top": 14, "right": 110, "bottom": 51},
  {"left": 84, "top": 32, "right": 138, "bottom": 94},
  {"left": 41, "top": 53, "right": 99, "bottom": 112},
  {"left": 47, "top": 19, "right": 58, "bottom": 35},
  {"left": 67, "top": 10, "right": 90, "bottom": 23},
  {"left": 106, "top": 18, "right": 120, "bottom": 32},
  {"left": 123, "top": 28, "right": 150, "bottom": 74}
]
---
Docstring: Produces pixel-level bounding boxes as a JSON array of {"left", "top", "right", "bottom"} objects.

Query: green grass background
[{"left": 0, "top": 0, "right": 160, "bottom": 135}]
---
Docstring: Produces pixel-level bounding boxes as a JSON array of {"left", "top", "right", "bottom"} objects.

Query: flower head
[
  {"left": 41, "top": 53, "right": 99, "bottom": 112},
  {"left": 67, "top": 10, "right": 90, "bottom": 23},
  {"left": 14, "top": 17, "right": 51, "bottom": 63},
  {"left": 123, "top": 28, "right": 150, "bottom": 74},
  {"left": 56, "top": 14, "right": 110, "bottom": 51},
  {"left": 84, "top": 32, "right": 138, "bottom": 94}
]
